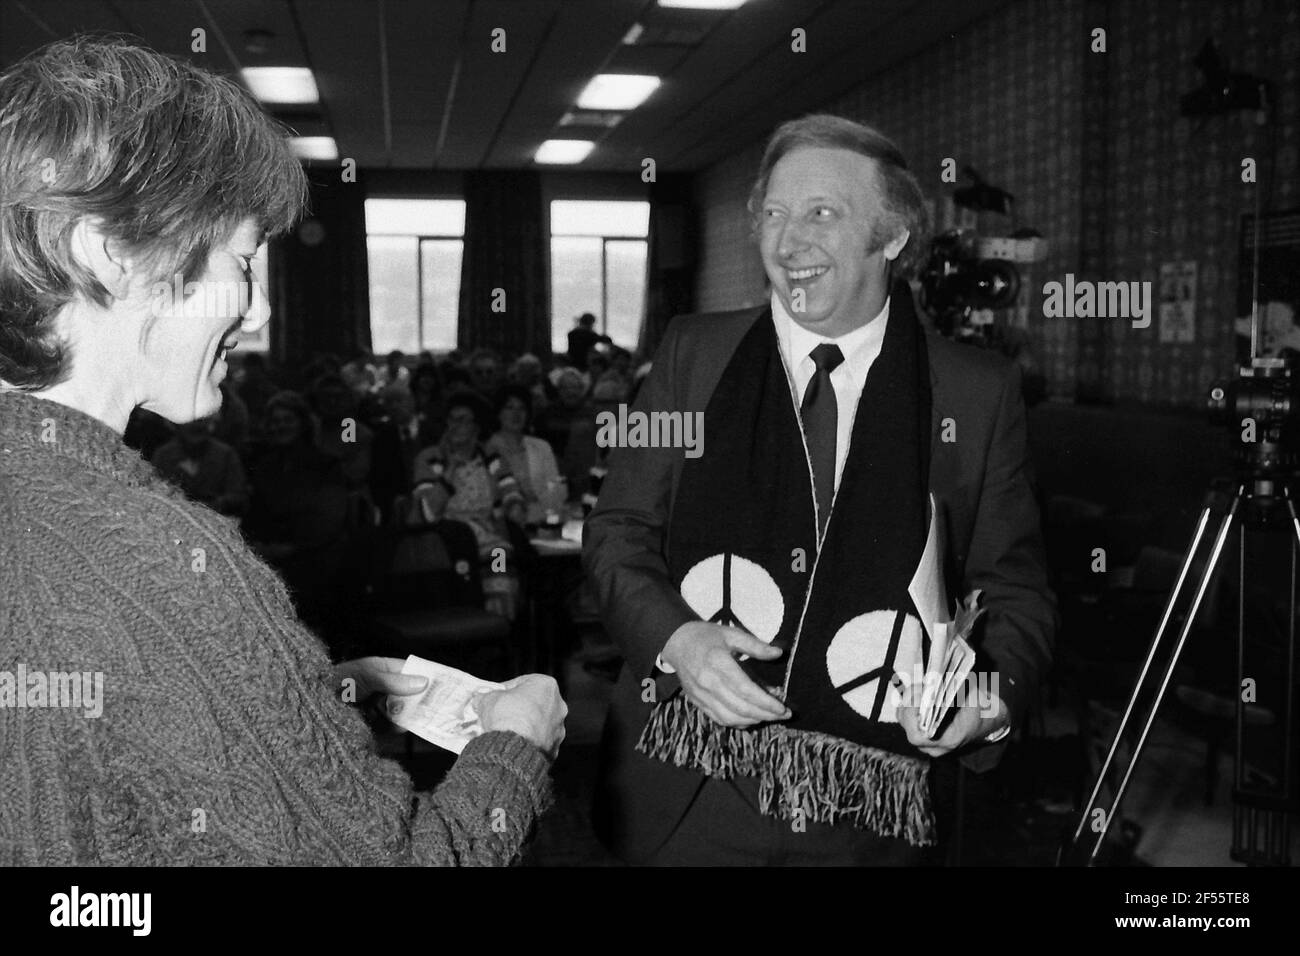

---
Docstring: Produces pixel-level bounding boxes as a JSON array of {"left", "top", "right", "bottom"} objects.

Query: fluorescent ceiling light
[
  {"left": 364, "top": 199, "right": 467, "bottom": 236},
  {"left": 535, "top": 140, "right": 595, "bottom": 165},
  {"left": 658, "top": 0, "right": 749, "bottom": 9},
  {"left": 576, "top": 74, "right": 661, "bottom": 111},
  {"left": 289, "top": 136, "right": 338, "bottom": 161},
  {"left": 241, "top": 66, "right": 320, "bottom": 105}
]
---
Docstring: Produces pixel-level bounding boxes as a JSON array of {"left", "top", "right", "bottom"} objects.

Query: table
[{"left": 526, "top": 521, "right": 585, "bottom": 681}]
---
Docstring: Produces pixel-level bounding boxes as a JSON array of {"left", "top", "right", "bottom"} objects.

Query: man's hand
[
  {"left": 476, "top": 674, "right": 567, "bottom": 759},
  {"left": 334, "top": 656, "right": 428, "bottom": 703},
  {"left": 897, "top": 697, "right": 1008, "bottom": 758},
  {"left": 661, "top": 622, "right": 792, "bottom": 728}
]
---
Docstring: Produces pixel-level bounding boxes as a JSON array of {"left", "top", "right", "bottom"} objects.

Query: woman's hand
[
  {"left": 333, "top": 656, "right": 428, "bottom": 704},
  {"left": 475, "top": 674, "right": 567, "bottom": 759}
]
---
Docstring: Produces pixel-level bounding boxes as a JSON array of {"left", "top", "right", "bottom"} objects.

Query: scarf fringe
[{"left": 636, "top": 694, "right": 936, "bottom": 846}]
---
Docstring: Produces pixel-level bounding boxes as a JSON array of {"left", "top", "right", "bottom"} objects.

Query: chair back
[{"left": 370, "top": 495, "right": 483, "bottom": 610}]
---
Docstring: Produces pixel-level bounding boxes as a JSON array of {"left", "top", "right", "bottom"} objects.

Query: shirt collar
[{"left": 770, "top": 291, "right": 890, "bottom": 389}]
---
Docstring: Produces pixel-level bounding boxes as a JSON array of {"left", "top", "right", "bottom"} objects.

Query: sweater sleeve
[
  {"left": 409, "top": 732, "right": 553, "bottom": 866},
  {"left": 169, "top": 500, "right": 555, "bottom": 866}
]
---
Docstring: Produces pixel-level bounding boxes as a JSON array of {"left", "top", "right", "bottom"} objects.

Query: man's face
[{"left": 758, "top": 147, "right": 905, "bottom": 338}]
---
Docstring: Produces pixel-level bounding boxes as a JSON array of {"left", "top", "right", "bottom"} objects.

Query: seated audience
[
  {"left": 508, "top": 352, "right": 551, "bottom": 416},
  {"left": 378, "top": 349, "right": 410, "bottom": 390},
  {"left": 468, "top": 347, "right": 506, "bottom": 405},
  {"left": 410, "top": 363, "right": 448, "bottom": 445},
  {"left": 535, "top": 367, "right": 592, "bottom": 459},
  {"left": 411, "top": 392, "right": 525, "bottom": 619},
  {"left": 341, "top": 348, "right": 378, "bottom": 396},
  {"left": 235, "top": 352, "right": 278, "bottom": 432},
  {"left": 243, "top": 391, "right": 352, "bottom": 634},
  {"left": 486, "top": 385, "right": 564, "bottom": 525},
  {"left": 151, "top": 416, "right": 249, "bottom": 517},
  {"left": 310, "top": 373, "right": 374, "bottom": 493},
  {"left": 214, "top": 379, "right": 250, "bottom": 456},
  {"left": 560, "top": 372, "right": 627, "bottom": 507}
]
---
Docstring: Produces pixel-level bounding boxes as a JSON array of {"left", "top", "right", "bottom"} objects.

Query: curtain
[
  {"left": 637, "top": 173, "right": 697, "bottom": 360},
  {"left": 269, "top": 175, "right": 372, "bottom": 370},
  {"left": 456, "top": 170, "right": 546, "bottom": 356}
]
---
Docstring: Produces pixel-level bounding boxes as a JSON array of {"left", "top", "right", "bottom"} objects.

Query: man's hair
[
  {"left": 747, "top": 113, "right": 930, "bottom": 279},
  {"left": 0, "top": 36, "right": 308, "bottom": 390}
]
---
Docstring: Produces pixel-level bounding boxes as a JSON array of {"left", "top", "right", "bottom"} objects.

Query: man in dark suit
[{"left": 583, "top": 115, "right": 1055, "bottom": 866}]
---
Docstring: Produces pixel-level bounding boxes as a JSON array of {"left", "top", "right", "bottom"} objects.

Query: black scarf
[{"left": 637, "top": 295, "right": 938, "bottom": 844}]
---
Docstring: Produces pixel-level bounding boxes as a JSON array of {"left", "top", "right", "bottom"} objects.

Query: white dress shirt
[{"left": 771, "top": 291, "right": 890, "bottom": 496}]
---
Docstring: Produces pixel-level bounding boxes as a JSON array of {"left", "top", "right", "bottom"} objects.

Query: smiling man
[{"left": 584, "top": 114, "right": 1056, "bottom": 866}]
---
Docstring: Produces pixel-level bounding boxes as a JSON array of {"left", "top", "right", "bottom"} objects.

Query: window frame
[{"left": 365, "top": 197, "right": 466, "bottom": 354}]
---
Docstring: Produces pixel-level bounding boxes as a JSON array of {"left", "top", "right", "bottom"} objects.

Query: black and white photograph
[{"left": 0, "top": 0, "right": 1295, "bottom": 931}]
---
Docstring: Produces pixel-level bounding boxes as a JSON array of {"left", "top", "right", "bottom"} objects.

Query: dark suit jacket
[{"left": 582, "top": 289, "right": 1057, "bottom": 863}]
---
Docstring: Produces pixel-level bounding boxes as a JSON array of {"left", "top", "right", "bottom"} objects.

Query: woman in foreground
[{"left": 0, "top": 37, "right": 564, "bottom": 866}]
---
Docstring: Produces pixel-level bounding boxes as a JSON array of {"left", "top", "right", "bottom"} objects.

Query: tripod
[{"left": 1061, "top": 469, "right": 1299, "bottom": 867}]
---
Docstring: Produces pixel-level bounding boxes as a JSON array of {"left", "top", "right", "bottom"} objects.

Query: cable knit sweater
[{"left": 0, "top": 390, "right": 551, "bottom": 865}]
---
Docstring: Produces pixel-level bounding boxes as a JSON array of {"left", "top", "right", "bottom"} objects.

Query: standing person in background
[
  {"left": 567, "top": 312, "right": 611, "bottom": 370},
  {"left": 0, "top": 36, "right": 563, "bottom": 865}
]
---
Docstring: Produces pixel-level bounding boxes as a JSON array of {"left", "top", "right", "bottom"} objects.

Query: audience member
[
  {"left": 535, "top": 367, "right": 592, "bottom": 459},
  {"left": 379, "top": 349, "right": 410, "bottom": 390},
  {"left": 310, "top": 373, "right": 374, "bottom": 493},
  {"left": 243, "top": 391, "right": 351, "bottom": 635},
  {"left": 410, "top": 364, "right": 448, "bottom": 445},
  {"left": 586, "top": 346, "right": 611, "bottom": 384},
  {"left": 214, "top": 380, "right": 251, "bottom": 456},
  {"left": 341, "top": 348, "right": 377, "bottom": 396},
  {"left": 235, "top": 352, "right": 278, "bottom": 429},
  {"left": 151, "top": 416, "right": 249, "bottom": 516},
  {"left": 468, "top": 347, "right": 506, "bottom": 405},
  {"left": 486, "top": 385, "right": 564, "bottom": 526},
  {"left": 411, "top": 392, "right": 525, "bottom": 619},
  {"left": 560, "top": 372, "right": 626, "bottom": 506}
]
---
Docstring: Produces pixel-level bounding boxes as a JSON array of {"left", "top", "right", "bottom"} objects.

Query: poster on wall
[
  {"left": 1236, "top": 209, "right": 1300, "bottom": 361},
  {"left": 1158, "top": 260, "right": 1197, "bottom": 343}
]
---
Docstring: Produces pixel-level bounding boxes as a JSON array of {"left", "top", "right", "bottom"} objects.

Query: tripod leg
[
  {"left": 1068, "top": 497, "right": 1217, "bottom": 852},
  {"left": 1084, "top": 486, "right": 1243, "bottom": 864}
]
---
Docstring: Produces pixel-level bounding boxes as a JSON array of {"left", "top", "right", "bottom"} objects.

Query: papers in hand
[
  {"left": 904, "top": 494, "right": 985, "bottom": 738},
  {"left": 916, "top": 591, "right": 984, "bottom": 739},
  {"left": 386, "top": 655, "right": 505, "bottom": 754}
]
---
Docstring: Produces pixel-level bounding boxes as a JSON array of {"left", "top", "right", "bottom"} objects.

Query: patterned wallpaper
[{"left": 693, "top": 0, "right": 1300, "bottom": 408}]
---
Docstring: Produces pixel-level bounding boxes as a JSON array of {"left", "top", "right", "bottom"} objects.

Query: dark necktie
[{"left": 801, "top": 343, "right": 844, "bottom": 538}]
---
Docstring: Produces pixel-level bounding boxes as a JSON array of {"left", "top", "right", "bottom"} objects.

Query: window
[
  {"left": 550, "top": 200, "right": 650, "bottom": 355},
  {"left": 365, "top": 198, "right": 466, "bottom": 353}
]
